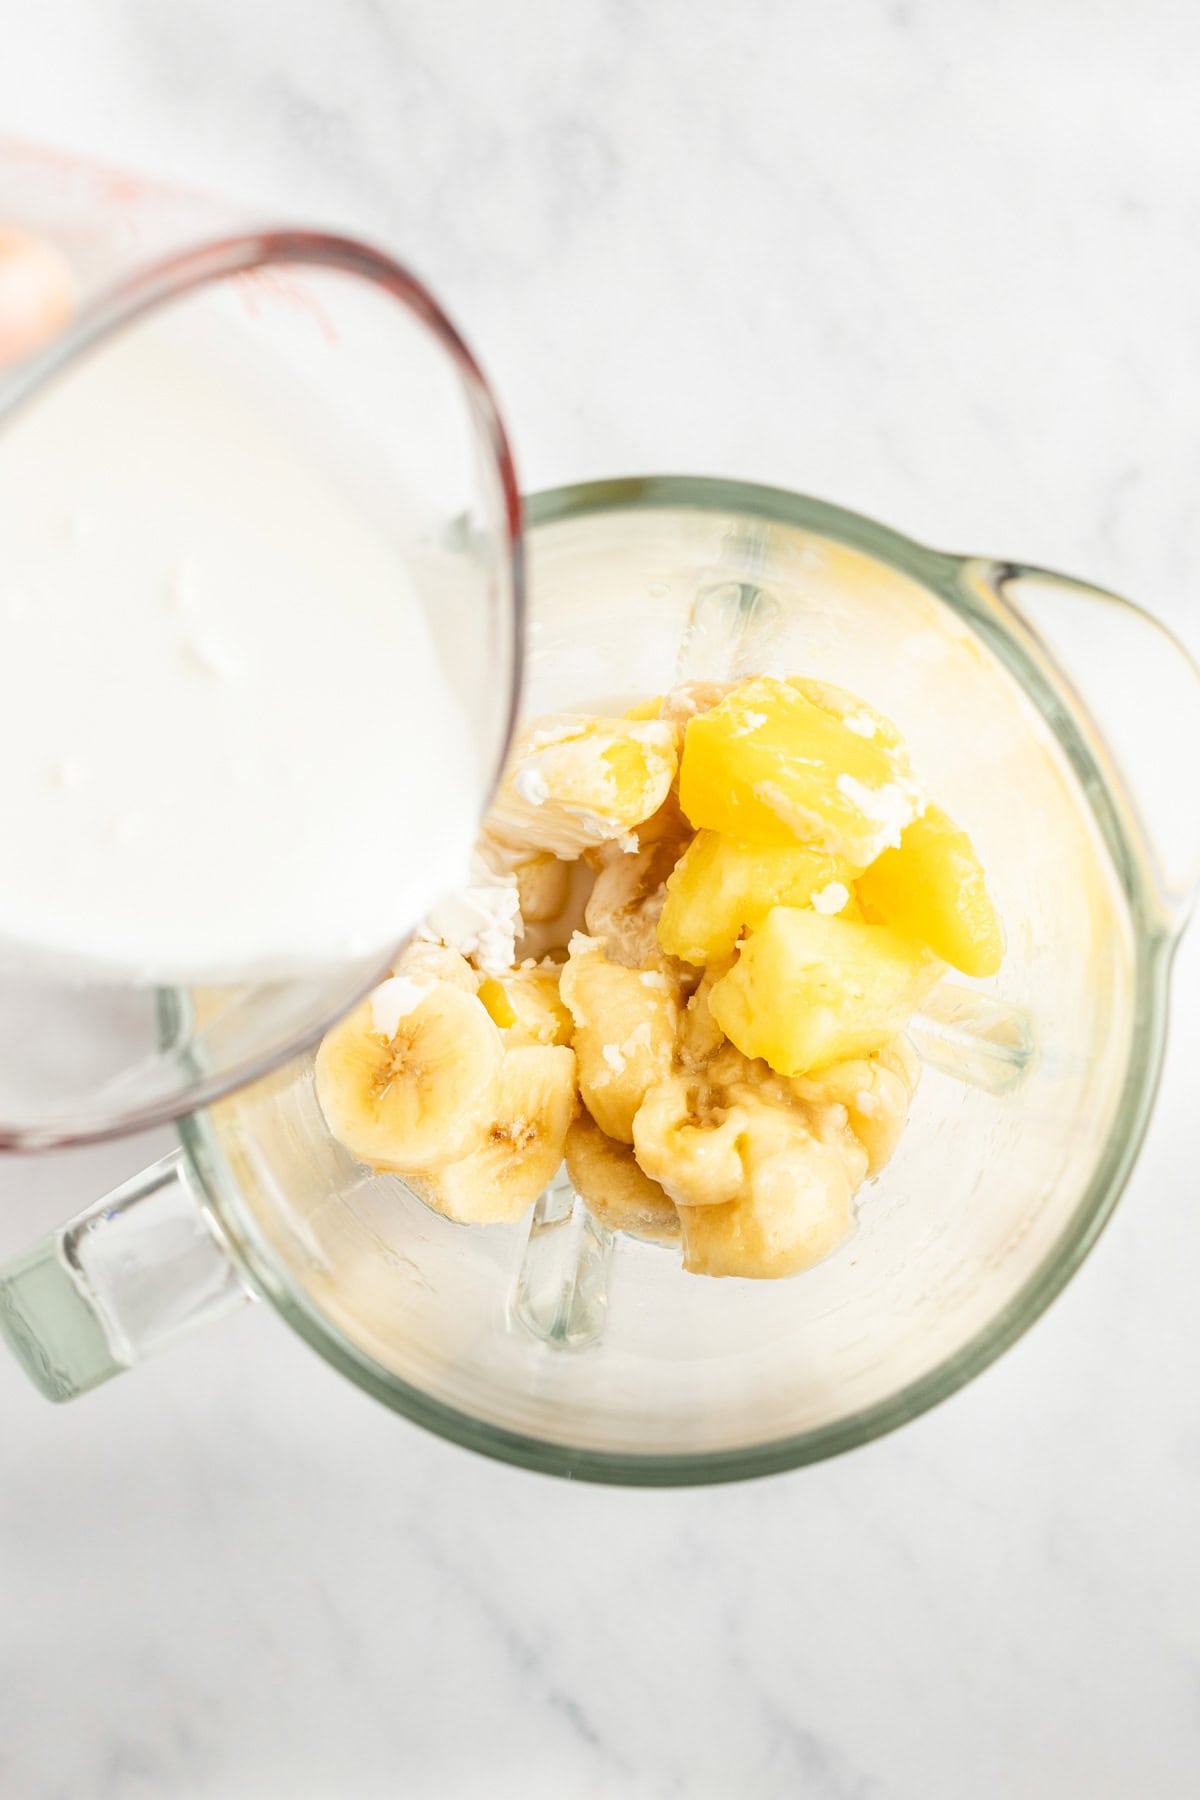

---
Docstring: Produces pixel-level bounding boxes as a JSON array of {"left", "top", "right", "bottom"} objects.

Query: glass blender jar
[{"left": 2, "top": 474, "right": 1197, "bottom": 1484}]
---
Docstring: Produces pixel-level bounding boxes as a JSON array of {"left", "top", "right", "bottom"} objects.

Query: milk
[{"left": 0, "top": 322, "right": 483, "bottom": 983}]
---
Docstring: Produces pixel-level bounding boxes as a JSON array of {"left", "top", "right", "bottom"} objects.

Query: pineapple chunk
[
  {"left": 476, "top": 975, "right": 517, "bottom": 1027},
  {"left": 856, "top": 804, "right": 1004, "bottom": 978},
  {"left": 678, "top": 675, "right": 921, "bottom": 865},
  {"left": 787, "top": 678, "right": 907, "bottom": 755},
  {"left": 708, "top": 906, "right": 942, "bottom": 1076},
  {"left": 657, "top": 829, "right": 852, "bottom": 964},
  {"left": 624, "top": 695, "right": 664, "bottom": 721},
  {"left": 487, "top": 712, "right": 678, "bottom": 858}
]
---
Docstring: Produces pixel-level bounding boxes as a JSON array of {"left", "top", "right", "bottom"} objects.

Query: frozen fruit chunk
[
  {"left": 677, "top": 676, "right": 921, "bottom": 865},
  {"left": 623, "top": 695, "right": 664, "bottom": 721},
  {"left": 657, "top": 829, "right": 852, "bottom": 964},
  {"left": 708, "top": 906, "right": 942, "bottom": 1076},
  {"left": 565, "top": 1111, "right": 679, "bottom": 1244},
  {"left": 478, "top": 964, "right": 573, "bottom": 1046},
  {"left": 487, "top": 713, "right": 678, "bottom": 858},
  {"left": 857, "top": 804, "right": 1003, "bottom": 977},
  {"left": 789, "top": 1037, "right": 920, "bottom": 1176},
  {"left": 560, "top": 934, "right": 678, "bottom": 1143},
  {"left": 676, "top": 1127, "right": 857, "bottom": 1279}
]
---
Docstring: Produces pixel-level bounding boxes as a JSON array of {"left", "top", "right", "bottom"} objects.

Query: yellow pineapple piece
[
  {"left": 486, "top": 712, "right": 678, "bottom": 859},
  {"left": 856, "top": 804, "right": 1004, "bottom": 978},
  {"left": 657, "top": 829, "right": 852, "bottom": 964},
  {"left": 624, "top": 695, "right": 664, "bottom": 721},
  {"left": 476, "top": 976, "right": 517, "bottom": 1028},
  {"left": 708, "top": 906, "right": 942, "bottom": 1076},
  {"left": 787, "top": 678, "right": 908, "bottom": 755},
  {"left": 678, "top": 675, "right": 921, "bottom": 865}
]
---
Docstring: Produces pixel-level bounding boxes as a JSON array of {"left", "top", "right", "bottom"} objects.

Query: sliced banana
[
  {"left": 514, "top": 854, "right": 596, "bottom": 961},
  {"left": 486, "top": 712, "right": 678, "bottom": 859},
  {"left": 402, "top": 1044, "right": 577, "bottom": 1224},
  {"left": 559, "top": 933, "right": 678, "bottom": 1143},
  {"left": 478, "top": 961, "right": 573, "bottom": 1047},
  {"left": 583, "top": 834, "right": 689, "bottom": 973},
  {"left": 392, "top": 940, "right": 479, "bottom": 993},
  {"left": 513, "top": 851, "right": 572, "bottom": 924},
  {"left": 632, "top": 1074, "right": 750, "bottom": 1207},
  {"left": 315, "top": 982, "right": 503, "bottom": 1173},
  {"left": 678, "top": 1123, "right": 857, "bottom": 1279},
  {"left": 790, "top": 1036, "right": 919, "bottom": 1176},
  {"left": 676, "top": 959, "right": 735, "bottom": 1069},
  {"left": 632, "top": 1044, "right": 866, "bottom": 1277},
  {"left": 565, "top": 1111, "right": 679, "bottom": 1244}
]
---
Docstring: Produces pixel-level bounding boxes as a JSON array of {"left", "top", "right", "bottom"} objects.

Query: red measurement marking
[{"left": 233, "top": 267, "right": 339, "bottom": 344}]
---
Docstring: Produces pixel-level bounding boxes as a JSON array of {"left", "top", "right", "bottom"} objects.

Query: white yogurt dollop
[{"left": 0, "top": 324, "right": 481, "bottom": 983}]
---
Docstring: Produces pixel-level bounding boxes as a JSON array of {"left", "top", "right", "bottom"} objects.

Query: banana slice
[
  {"left": 676, "top": 959, "right": 735, "bottom": 1069},
  {"left": 513, "top": 851, "right": 572, "bottom": 924},
  {"left": 486, "top": 712, "right": 678, "bottom": 859},
  {"left": 565, "top": 1111, "right": 679, "bottom": 1244},
  {"left": 559, "top": 933, "right": 678, "bottom": 1143},
  {"left": 402, "top": 1044, "right": 577, "bottom": 1224},
  {"left": 583, "top": 834, "right": 689, "bottom": 973},
  {"left": 790, "top": 1036, "right": 919, "bottom": 1176},
  {"left": 677, "top": 1120, "right": 858, "bottom": 1279},
  {"left": 392, "top": 941, "right": 479, "bottom": 993},
  {"left": 632, "top": 1047, "right": 867, "bottom": 1276},
  {"left": 478, "top": 835, "right": 575, "bottom": 928},
  {"left": 478, "top": 961, "right": 573, "bottom": 1047},
  {"left": 632, "top": 1074, "right": 750, "bottom": 1207},
  {"left": 514, "top": 854, "right": 596, "bottom": 961},
  {"left": 315, "top": 982, "right": 503, "bottom": 1173}
]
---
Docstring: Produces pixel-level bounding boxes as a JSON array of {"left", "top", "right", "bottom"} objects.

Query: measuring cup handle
[
  {"left": 0, "top": 1151, "right": 251, "bottom": 1401},
  {"left": 965, "top": 559, "right": 1200, "bottom": 933}
]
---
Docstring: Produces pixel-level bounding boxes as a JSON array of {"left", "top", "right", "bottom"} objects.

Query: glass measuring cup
[
  {"left": 2, "top": 477, "right": 1197, "bottom": 1485},
  {"left": 0, "top": 139, "right": 522, "bottom": 1149}
]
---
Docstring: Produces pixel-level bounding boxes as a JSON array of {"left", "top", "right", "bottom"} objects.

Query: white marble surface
[{"left": 2, "top": 4, "right": 1200, "bottom": 1796}]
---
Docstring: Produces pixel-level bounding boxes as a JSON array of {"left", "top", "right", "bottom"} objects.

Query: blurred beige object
[{"left": 0, "top": 228, "right": 75, "bottom": 359}]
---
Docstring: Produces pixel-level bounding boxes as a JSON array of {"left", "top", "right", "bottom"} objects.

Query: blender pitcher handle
[
  {"left": 968, "top": 560, "right": 1200, "bottom": 932},
  {"left": 0, "top": 1152, "right": 251, "bottom": 1400}
]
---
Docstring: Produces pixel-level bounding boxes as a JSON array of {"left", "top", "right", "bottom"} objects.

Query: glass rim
[
  {"left": 0, "top": 226, "right": 526, "bottom": 1150},
  {"left": 183, "top": 473, "right": 1175, "bottom": 1487}
]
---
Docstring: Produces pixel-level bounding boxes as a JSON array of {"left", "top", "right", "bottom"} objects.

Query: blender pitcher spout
[{"left": 963, "top": 559, "right": 1200, "bottom": 936}]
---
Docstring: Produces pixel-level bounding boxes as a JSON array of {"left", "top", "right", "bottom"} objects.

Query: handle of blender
[
  {"left": 0, "top": 1152, "right": 252, "bottom": 1401},
  {"left": 969, "top": 560, "right": 1200, "bottom": 932}
]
